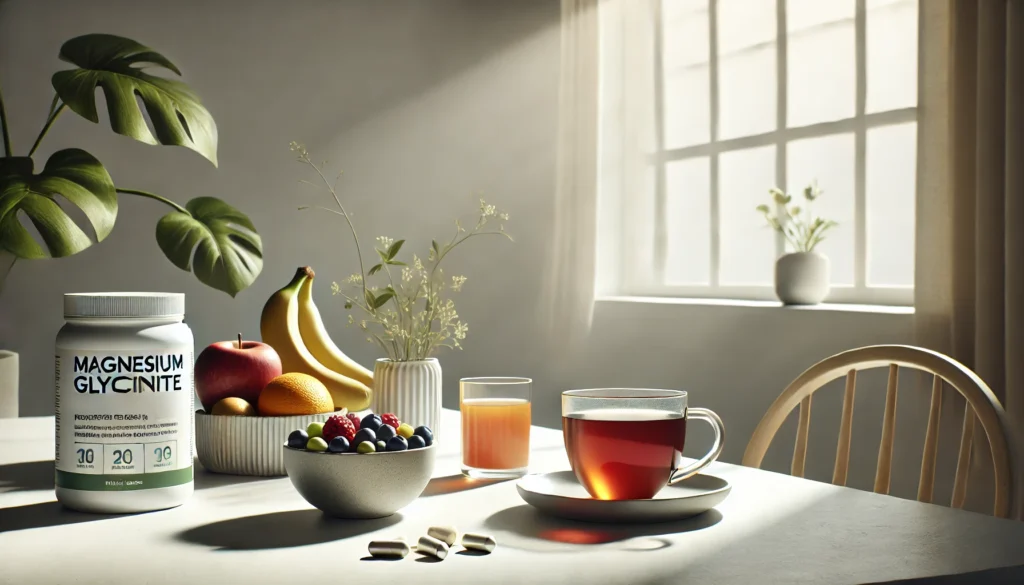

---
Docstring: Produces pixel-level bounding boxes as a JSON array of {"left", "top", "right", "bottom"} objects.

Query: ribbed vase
[{"left": 373, "top": 358, "right": 443, "bottom": 442}]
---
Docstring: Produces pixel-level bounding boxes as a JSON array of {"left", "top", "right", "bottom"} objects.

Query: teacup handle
[{"left": 668, "top": 407, "right": 725, "bottom": 485}]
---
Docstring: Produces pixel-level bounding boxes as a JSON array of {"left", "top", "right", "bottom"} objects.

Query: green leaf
[
  {"left": 387, "top": 239, "right": 405, "bottom": 260},
  {"left": 368, "top": 264, "right": 382, "bottom": 276},
  {"left": 155, "top": 197, "right": 263, "bottom": 296},
  {"left": 51, "top": 34, "right": 218, "bottom": 166},
  {"left": 365, "top": 288, "right": 376, "bottom": 308},
  {"left": 376, "top": 248, "right": 389, "bottom": 263},
  {"left": 0, "top": 149, "right": 116, "bottom": 259},
  {"left": 372, "top": 291, "right": 394, "bottom": 309},
  {"left": 388, "top": 261, "right": 407, "bottom": 266},
  {"left": 344, "top": 302, "right": 352, "bottom": 309}
]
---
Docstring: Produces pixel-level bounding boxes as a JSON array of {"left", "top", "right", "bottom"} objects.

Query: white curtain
[
  {"left": 541, "top": 0, "right": 600, "bottom": 347},
  {"left": 542, "top": 0, "right": 657, "bottom": 348}
]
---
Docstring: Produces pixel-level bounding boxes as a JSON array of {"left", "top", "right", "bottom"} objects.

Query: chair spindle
[
  {"left": 874, "top": 364, "right": 899, "bottom": 494},
  {"left": 917, "top": 374, "right": 943, "bottom": 503},
  {"left": 792, "top": 395, "right": 813, "bottom": 478},
  {"left": 832, "top": 369, "right": 857, "bottom": 486},
  {"left": 951, "top": 405, "right": 976, "bottom": 509}
]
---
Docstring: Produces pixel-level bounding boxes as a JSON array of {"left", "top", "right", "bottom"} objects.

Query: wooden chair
[{"left": 741, "top": 345, "right": 1014, "bottom": 518}]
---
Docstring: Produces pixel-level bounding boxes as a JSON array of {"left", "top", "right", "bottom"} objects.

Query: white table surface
[{"left": 2, "top": 410, "right": 1023, "bottom": 585}]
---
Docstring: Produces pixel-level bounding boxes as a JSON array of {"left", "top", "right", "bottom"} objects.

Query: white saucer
[{"left": 515, "top": 470, "right": 730, "bottom": 523}]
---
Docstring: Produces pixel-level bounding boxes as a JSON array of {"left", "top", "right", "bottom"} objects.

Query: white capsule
[
  {"left": 427, "top": 525, "right": 458, "bottom": 546},
  {"left": 368, "top": 539, "right": 410, "bottom": 558},
  {"left": 417, "top": 535, "right": 449, "bottom": 560},
  {"left": 461, "top": 532, "right": 497, "bottom": 553}
]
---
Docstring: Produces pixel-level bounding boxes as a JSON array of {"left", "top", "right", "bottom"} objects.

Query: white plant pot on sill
[
  {"left": 775, "top": 252, "right": 830, "bottom": 305},
  {"left": 0, "top": 350, "right": 18, "bottom": 418},
  {"left": 372, "top": 358, "right": 443, "bottom": 443}
]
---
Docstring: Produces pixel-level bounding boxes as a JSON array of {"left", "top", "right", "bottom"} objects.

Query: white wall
[{"left": 2, "top": 0, "right": 969, "bottom": 510}]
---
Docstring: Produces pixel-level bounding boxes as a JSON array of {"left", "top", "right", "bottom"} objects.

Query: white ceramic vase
[
  {"left": 0, "top": 350, "right": 17, "bottom": 418},
  {"left": 775, "top": 252, "right": 830, "bottom": 305},
  {"left": 373, "top": 358, "right": 443, "bottom": 442}
]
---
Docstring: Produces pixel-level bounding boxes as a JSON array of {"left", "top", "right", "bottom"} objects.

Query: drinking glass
[
  {"left": 562, "top": 388, "right": 725, "bottom": 500},
  {"left": 460, "top": 377, "right": 532, "bottom": 479}
]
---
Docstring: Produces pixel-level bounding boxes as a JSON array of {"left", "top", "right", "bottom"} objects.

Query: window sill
[{"left": 596, "top": 295, "right": 915, "bottom": 315}]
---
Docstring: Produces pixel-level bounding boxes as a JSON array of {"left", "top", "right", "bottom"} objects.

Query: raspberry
[
  {"left": 322, "top": 415, "right": 356, "bottom": 443},
  {"left": 381, "top": 413, "right": 401, "bottom": 430},
  {"left": 346, "top": 412, "right": 362, "bottom": 431}
]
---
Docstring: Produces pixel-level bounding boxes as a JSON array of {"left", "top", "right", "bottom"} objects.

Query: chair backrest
[{"left": 741, "top": 344, "right": 1014, "bottom": 518}]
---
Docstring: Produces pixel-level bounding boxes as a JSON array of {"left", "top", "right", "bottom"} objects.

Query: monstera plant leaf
[
  {"left": 51, "top": 34, "right": 218, "bottom": 166},
  {"left": 156, "top": 197, "right": 263, "bottom": 297},
  {"left": 0, "top": 149, "right": 117, "bottom": 259}
]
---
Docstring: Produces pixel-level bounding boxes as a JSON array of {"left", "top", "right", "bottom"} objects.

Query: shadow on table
[
  {"left": 175, "top": 509, "right": 402, "bottom": 550},
  {"left": 862, "top": 564, "right": 1024, "bottom": 585},
  {"left": 420, "top": 474, "right": 511, "bottom": 497},
  {"left": 483, "top": 504, "right": 722, "bottom": 552},
  {"left": 0, "top": 500, "right": 149, "bottom": 533},
  {"left": 0, "top": 460, "right": 54, "bottom": 492},
  {"left": 192, "top": 461, "right": 277, "bottom": 491}
]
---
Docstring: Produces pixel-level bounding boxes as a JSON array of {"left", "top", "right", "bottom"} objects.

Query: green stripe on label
[{"left": 56, "top": 467, "right": 192, "bottom": 491}]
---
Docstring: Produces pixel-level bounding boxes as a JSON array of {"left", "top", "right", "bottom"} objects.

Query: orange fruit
[
  {"left": 210, "top": 397, "right": 256, "bottom": 416},
  {"left": 258, "top": 373, "right": 334, "bottom": 416}
]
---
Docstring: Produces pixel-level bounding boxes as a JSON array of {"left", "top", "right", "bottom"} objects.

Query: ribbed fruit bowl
[
  {"left": 195, "top": 412, "right": 332, "bottom": 476},
  {"left": 283, "top": 443, "right": 436, "bottom": 518}
]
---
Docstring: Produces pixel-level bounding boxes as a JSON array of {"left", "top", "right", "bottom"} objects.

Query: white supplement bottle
[{"left": 54, "top": 292, "right": 194, "bottom": 513}]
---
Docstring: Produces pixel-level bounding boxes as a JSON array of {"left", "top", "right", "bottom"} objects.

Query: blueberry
[
  {"left": 376, "top": 440, "right": 387, "bottom": 452},
  {"left": 361, "top": 414, "right": 383, "bottom": 432},
  {"left": 287, "top": 429, "right": 309, "bottom": 449},
  {"left": 351, "top": 428, "right": 376, "bottom": 451},
  {"left": 407, "top": 435, "right": 427, "bottom": 450},
  {"left": 386, "top": 436, "right": 408, "bottom": 452},
  {"left": 413, "top": 425, "right": 434, "bottom": 446},
  {"left": 376, "top": 423, "right": 397, "bottom": 442},
  {"left": 328, "top": 436, "right": 350, "bottom": 453}
]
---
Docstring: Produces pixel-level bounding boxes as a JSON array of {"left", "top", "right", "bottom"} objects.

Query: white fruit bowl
[
  {"left": 283, "top": 442, "right": 436, "bottom": 518},
  {"left": 195, "top": 411, "right": 333, "bottom": 477}
]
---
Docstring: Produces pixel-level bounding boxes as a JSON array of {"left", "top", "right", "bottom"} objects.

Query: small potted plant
[
  {"left": 756, "top": 181, "right": 837, "bottom": 305},
  {"left": 289, "top": 142, "right": 512, "bottom": 440}
]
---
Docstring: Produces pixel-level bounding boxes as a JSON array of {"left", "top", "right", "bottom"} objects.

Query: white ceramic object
[
  {"left": 373, "top": 358, "right": 442, "bottom": 442},
  {"left": 283, "top": 442, "right": 436, "bottom": 518},
  {"left": 195, "top": 411, "right": 331, "bottom": 476},
  {"left": 0, "top": 351, "right": 17, "bottom": 418},
  {"left": 516, "top": 470, "right": 731, "bottom": 523},
  {"left": 775, "top": 252, "right": 830, "bottom": 305}
]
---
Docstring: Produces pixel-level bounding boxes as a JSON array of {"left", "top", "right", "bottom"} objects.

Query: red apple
[{"left": 195, "top": 334, "right": 282, "bottom": 410}]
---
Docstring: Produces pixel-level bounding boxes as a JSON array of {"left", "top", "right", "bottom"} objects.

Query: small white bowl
[
  {"left": 195, "top": 411, "right": 332, "bottom": 476},
  {"left": 283, "top": 443, "right": 436, "bottom": 518}
]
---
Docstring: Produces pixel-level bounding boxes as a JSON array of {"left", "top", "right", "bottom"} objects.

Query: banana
[
  {"left": 297, "top": 271, "right": 374, "bottom": 387},
  {"left": 260, "top": 267, "right": 372, "bottom": 411}
]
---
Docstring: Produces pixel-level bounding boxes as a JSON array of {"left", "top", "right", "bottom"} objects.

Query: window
[{"left": 603, "top": 0, "right": 918, "bottom": 305}]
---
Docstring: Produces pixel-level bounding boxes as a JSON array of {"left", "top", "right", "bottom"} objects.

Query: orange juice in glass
[{"left": 460, "top": 377, "right": 532, "bottom": 479}]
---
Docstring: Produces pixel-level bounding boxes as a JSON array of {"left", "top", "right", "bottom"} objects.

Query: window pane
[
  {"left": 787, "top": 133, "right": 856, "bottom": 285},
  {"left": 866, "top": 0, "right": 918, "bottom": 113},
  {"left": 664, "top": 67, "right": 711, "bottom": 149},
  {"left": 665, "top": 158, "right": 711, "bottom": 285},
  {"left": 662, "top": 0, "right": 710, "bottom": 148},
  {"left": 720, "top": 145, "right": 776, "bottom": 284},
  {"left": 866, "top": 122, "right": 916, "bottom": 286},
  {"left": 787, "top": 0, "right": 854, "bottom": 31},
  {"left": 787, "top": 3, "right": 855, "bottom": 127},
  {"left": 717, "top": 0, "right": 776, "bottom": 139}
]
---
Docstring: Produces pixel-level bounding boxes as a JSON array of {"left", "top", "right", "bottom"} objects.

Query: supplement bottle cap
[{"left": 64, "top": 292, "right": 185, "bottom": 318}]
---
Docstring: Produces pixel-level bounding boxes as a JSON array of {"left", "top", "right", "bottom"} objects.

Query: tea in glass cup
[{"left": 562, "top": 388, "right": 724, "bottom": 500}]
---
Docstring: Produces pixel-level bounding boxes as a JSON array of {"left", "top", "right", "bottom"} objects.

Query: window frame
[{"left": 615, "top": 0, "right": 918, "bottom": 307}]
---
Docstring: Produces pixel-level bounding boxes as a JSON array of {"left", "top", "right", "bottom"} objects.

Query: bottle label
[{"left": 54, "top": 349, "right": 194, "bottom": 491}]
